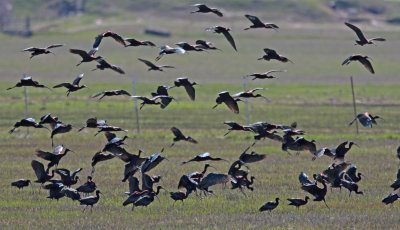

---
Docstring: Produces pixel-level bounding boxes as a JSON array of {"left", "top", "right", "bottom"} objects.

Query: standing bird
[
  {"left": 7, "top": 76, "right": 51, "bottom": 90},
  {"left": 195, "top": 40, "right": 220, "bottom": 51},
  {"left": 125, "top": 38, "right": 156, "bottom": 47},
  {"left": 23, "top": 44, "right": 64, "bottom": 59},
  {"left": 259, "top": 198, "right": 280, "bottom": 212},
  {"left": 131, "top": 95, "right": 176, "bottom": 110},
  {"left": 11, "top": 179, "right": 33, "bottom": 190},
  {"left": 342, "top": 54, "right": 374, "bottom": 74},
  {"left": 344, "top": 165, "right": 363, "bottom": 183},
  {"left": 170, "top": 191, "right": 189, "bottom": 206},
  {"left": 349, "top": 112, "right": 382, "bottom": 128},
  {"left": 92, "top": 90, "right": 131, "bottom": 101},
  {"left": 78, "top": 117, "right": 107, "bottom": 132},
  {"left": 79, "top": 190, "right": 102, "bottom": 212},
  {"left": 155, "top": 45, "right": 185, "bottom": 61},
  {"left": 9, "top": 118, "right": 49, "bottom": 134},
  {"left": 35, "top": 145, "right": 74, "bottom": 169},
  {"left": 31, "top": 160, "right": 55, "bottom": 185},
  {"left": 212, "top": 91, "right": 241, "bottom": 114},
  {"left": 182, "top": 152, "right": 227, "bottom": 164},
  {"left": 287, "top": 196, "right": 310, "bottom": 210},
  {"left": 344, "top": 22, "right": 386, "bottom": 46},
  {"left": 51, "top": 123, "right": 72, "bottom": 147},
  {"left": 247, "top": 70, "right": 285, "bottom": 80},
  {"left": 206, "top": 26, "right": 237, "bottom": 51},
  {"left": 341, "top": 180, "right": 364, "bottom": 197},
  {"left": 232, "top": 88, "right": 269, "bottom": 101},
  {"left": 258, "top": 48, "right": 293, "bottom": 63},
  {"left": 53, "top": 73, "right": 87, "bottom": 96},
  {"left": 69, "top": 48, "right": 102, "bottom": 66},
  {"left": 92, "top": 57, "right": 125, "bottom": 74},
  {"left": 138, "top": 58, "right": 175, "bottom": 71},
  {"left": 244, "top": 15, "right": 279, "bottom": 31},
  {"left": 170, "top": 127, "right": 198, "bottom": 147},
  {"left": 191, "top": 4, "right": 223, "bottom": 17},
  {"left": 173, "top": 77, "right": 198, "bottom": 101},
  {"left": 93, "top": 31, "right": 127, "bottom": 48}
]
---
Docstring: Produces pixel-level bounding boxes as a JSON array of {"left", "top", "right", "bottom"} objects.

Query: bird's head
[
  {"left": 65, "top": 148, "right": 75, "bottom": 154},
  {"left": 275, "top": 197, "right": 280, "bottom": 202},
  {"left": 82, "top": 85, "right": 88, "bottom": 89},
  {"left": 305, "top": 196, "right": 310, "bottom": 200},
  {"left": 349, "top": 142, "right": 359, "bottom": 148}
]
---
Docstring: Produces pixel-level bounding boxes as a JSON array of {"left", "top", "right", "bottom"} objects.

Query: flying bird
[
  {"left": 9, "top": 118, "right": 49, "bottom": 133},
  {"left": 182, "top": 152, "right": 227, "bottom": 164},
  {"left": 78, "top": 117, "right": 107, "bottom": 132},
  {"left": 92, "top": 57, "right": 125, "bottom": 74},
  {"left": 175, "top": 42, "right": 204, "bottom": 52},
  {"left": 53, "top": 73, "right": 87, "bottom": 96},
  {"left": 35, "top": 145, "right": 74, "bottom": 169},
  {"left": 212, "top": 91, "right": 240, "bottom": 114},
  {"left": 69, "top": 48, "right": 101, "bottom": 66},
  {"left": 170, "top": 127, "right": 198, "bottom": 147},
  {"left": 138, "top": 58, "right": 175, "bottom": 71},
  {"left": 51, "top": 123, "right": 73, "bottom": 147},
  {"left": 7, "top": 76, "right": 51, "bottom": 90},
  {"left": 247, "top": 70, "right": 285, "bottom": 80},
  {"left": 93, "top": 31, "right": 127, "bottom": 48},
  {"left": 232, "top": 88, "right": 269, "bottom": 101},
  {"left": 195, "top": 40, "right": 220, "bottom": 51},
  {"left": 349, "top": 112, "right": 382, "bottom": 128},
  {"left": 342, "top": 54, "right": 374, "bottom": 74},
  {"left": 155, "top": 45, "right": 185, "bottom": 61},
  {"left": 173, "top": 77, "right": 198, "bottom": 101},
  {"left": 151, "top": 85, "right": 174, "bottom": 109},
  {"left": 125, "top": 38, "right": 156, "bottom": 47},
  {"left": 191, "top": 4, "right": 223, "bottom": 17},
  {"left": 244, "top": 15, "right": 279, "bottom": 31},
  {"left": 258, "top": 48, "right": 293, "bottom": 63},
  {"left": 205, "top": 26, "right": 237, "bottom": 51},
  {"left": 23, "top": 44, "right": 64, "bottom": 59},
  {"left": 131, "top": 95, "right": 176, "bottom": 110},
  {"left": 92, "top": 90, "right": 131, "bottom": 101},
  {"left": 344, "top": 22, "right": 386, "bottom": 46}
]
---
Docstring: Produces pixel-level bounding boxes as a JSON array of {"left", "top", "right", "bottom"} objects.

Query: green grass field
[{"left": 1, "top": 8, "right": 400, "bottom": 229}]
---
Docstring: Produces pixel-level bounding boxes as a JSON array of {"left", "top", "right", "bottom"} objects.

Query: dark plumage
[
  {"left": 78, "top": 117, "right": 107, "bottom": 132},
  {"left": 287, "top": 196, "right": 310, "bottom": 209},
  {"left": 171, "top": 127, "right": 198, "bottom": 147},
  {"left": 11, "top": 179, "right": 32, "bottom": 190},
  {"left": 79, "top": 190, "right": 102, "bottom": 212},
  {"left": 191, "top": 4, "right": 223, "bottom": 17},
  {"left": 212, "top": 91, "right": 240, "bottom": 114},
  {"left": 53, "top": 73, "right": 87, "bottom": 96},
  {"left": 244, "top": 15, "right": 279, "bottom": 31},
  {"left": 7, "top": 76, "right": 51, "bottom": 91},
  {"left": 344, "top": 22, "right": 386, "bottom": 46},
  {"left": 182, "top": 152, "right": 227, "bottom": 164},
  {"left": 125, "top": 38, "right": 156, "bottom": 47},
  {"left": 170, "top": 191, "right": 189, "bottom": 205},
  {"left": 247, "top": 70, "right": 285, "bottom": 80},
  {"left": 155, "top": 45, "right": 185, "bottom": 61},
  {"left": 205, "top": 26, "right": 237, "bottom": 51},
  {"left": 92, "top": 90, "right": 131, "bottom": 101},
  {"left": 69, "top": 48, "right": 101, "bottom": 66},
  {"left": 342, "top": 54, "right": 374, "bottom": 74},
  {"left": 138, "top": 58, "right": 174, "bottom": 71},
  {"left": 258, "top": 48, "right": 293, "bottom": 63},
  {"left": 51, "top": 123, "right": 73, "bottom": 147},
  {"left": 93, "top": 31, "right": 127, "bottom": 48},
  {"left": 31, "top": 160, "right": 55, "bottom": 184},
  {"left": 173, "top": 77, "right": 198, "bottom": 101},
  {"left": 35, "top": 145, "right": 74, "bottom": 169},
  {"left": 349, "top": 112, "right": 382, "bottom": 128},
  {"left": 23, "top": 44, "right": 63, "bottom": 58},
  {"left": 259, "top": 198, "right": 279, "bottom": 212},
  {"left": 131, "top": 95, "right": 176, "bottom": 110},
  {"left": 92, "top": 57, "right": 125, "bottom": 74},
  {"left": 9, "top": 118, "right": 49, "bottom": 134}
]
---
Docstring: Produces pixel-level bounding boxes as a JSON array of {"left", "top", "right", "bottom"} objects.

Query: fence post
[
  {"left": 132, "top": 73, "right": 140, "bottom": 134},
  {"left": 242, "top": 76, "right": 250, "bottom": 125},
  {"left": 350, "top": 76, "right": 358, "bottom": 135}
]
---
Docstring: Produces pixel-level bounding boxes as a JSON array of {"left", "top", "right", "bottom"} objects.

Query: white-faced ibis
[
  {"left": 170, "top": 191, "right": 189, "bottom": 206},
  {"left": 231, "top": 175, "right": 255, "bottom": 196},
  {"left": 125, "top": 176, "right": 141, "bottom": 195},
  {"left": 341, "top": 179, "right": 363, "bottom": 197},
  {"left": 78, "top": 117, "right": 107, "bottom": 132},
  {"left": 69, "top": 48, "right": 102, "bottom": 66},
  {"left": 170, "top": 127, "right": 198, "bottom": 147},
  {"left": 322, "top": 162, "right": 351, "bottom": 187},
  {"left": 349, "top": 112, "right": 382, "bottom": 128},
  {"left": 342, "top": 54, "right": 374, "bottom": 74},
  {"left": 191, "top": 4, "right": 223, "bottom": 17},
  {"left": 102, "top": 132, "right": 129, "bottom": 152},
  {"left": 247, "top": 70, "right": 285, "bottom": 80},
  {"left": 175, "top": 42, "right": 204, "bottom": 52},
  {"left": 198, "top": 172, "right": 234, "bottom": 195},
  {"left": 7, "top": 76, "right": 51, "bottom": 91},
  {"left": 39, "top": 113, "right": 60, "bottom": 129},
  {"left": 173, "top": 77, "right": 198, "bottom": 101},
  {"left": 11, "top": 179, "right": 33, "bottom": 190},
  {"left": 287, "top": 196, "right": 309, "bottom": 210},
  {"left": 299, "top": 172, "right": 316, "bottom": 186},
  {"left": 291, "top": 137, "right": 317, "bottom": 156},
  {"left": 301, "top": 179, "right": 329, "bottom": 209},
  {"left": 36, "top": 145, "right": 74, "bottom": 169},
  {"left": 195, "top": 40, "right": 220, "bottom": 51},
  {"left": 142, "top": 174, "right": 162, "bottom": 192},
  {"left": 55, "top": 168, "right": 82, "bottom": 187},
  {"left": 151, "top": 85, "right": 174, "bottom": 109},
  {"left": 141, "top": 149, "right": 167, "bottom": 173},
  {"left": 91, "top": 151, "right": 115, "bottom": 174},
  {"left": 125, "top": 38, "right": 156, "bottom": 47},
  {"left": 92, "top": 90, "right": 131, "bottom": 101},
  {"left": 259, "top": 198, "right": 280, "bottom": 212},
  {"left": 232, "top": 88, "right": 269, "bottom": 101},
  {"left": 79, "top": 190, "right": 102, "bottom": 212},
  {"left": 95, "top": 126, "right": 127, "bottom": 136},
  {"left": 23, "top": 44, "right": 64, "bottom": 58},
  {"left": 344, "top": 22, "right": 386, "bottom": 46},
  {"left": 92, "top": 57, "right": 125, "bottom": 74},
  {"left": 51, "top": 123, "right": 72, "bottom": 147},
  {"left": 205, "top": 26, "right": 237, "bottom": 51},
  {"left": 331, "top": 141, "right": 358, "bottom": 162},
  {"left": 62, "top": 187, "right": 81, "bottom": 201},
  {"left": 132, "top": 95, "right": 176, "bottom": 110},
  {"left": 178, "top": 164, "right": 213, "bottom": 195},
  {"left": 382, "top": 191, "right": 399, "bottom": 205},
  {"left": 212, "top": 91, "right": 241, "bottom": 114},
  {"left": 44, "top": 181, "right": 65, "bottom": 200},
  {"left": 9, "top": 118, "right": 49, "bottom": 133},
  {"left": 258, "top": 48, "right": 293, "bottom": 63},
  {"left": 129, "top": 186, "right": 165, "bottom": 212},
  {"left": 93, "top": 31, "right": 127, "bottom": 48},
  {"left": 344, "top": 165, "right": 363, "bottom": 183},
  {"left": 123, "top": 190, "right": 150, "bottom": 210},
  {"left": 239, "top": 147, "right": 267, "bottom": 163},
  {"left": 31, "top": 160, "right": 55, "bottom": 185},
  {"left": 182, "top": 152, "right": 227, "bottom": 164},
  {"left": 77, "top": 176, "right": 97, "bottom": 195},
  {"left": 155, "top": 45, "right": 185, "bottom": 61},
  {"left": 244, "top": 15, "right": 279, "bottom": 31},
  {"left": 53, "top": 73, "right": 87, "bottom": 96},
  {"left": 228, "top": 160, "right": 249, "bottom": 178},
  {"left": 138, "top": 58, "right": 175, "bottom": 71},
  {"left": 223, "top": 121, "right": 253, "bottom": 136}
]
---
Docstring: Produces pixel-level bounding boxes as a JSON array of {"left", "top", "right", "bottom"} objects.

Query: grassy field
[{"left": 1, "top": 11, "right": 400, "bottom": 229}]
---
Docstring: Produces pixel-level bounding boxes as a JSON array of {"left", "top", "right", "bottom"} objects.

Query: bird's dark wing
[
  {"left": 221, "top": 30, "right": 237, "bottom": 51},
  {"left": 73, "top": 73, "right": 84, "bottom": 85},
  {"left": 93, "top": 34, "right": 104, "bottom": 49},
  {"left": 105, "top": 131, "right": 117, "bottom": 142},
  {"left": 265, "top": 70, "right": 285, "bottom": 75},
  {"left": 69, "top": 49, "right": 91, "bottom": 59},
  {"left": 171, "top": 127, "right": 185, "bottom": 139},
  {"left": 35, "top": 150, "right": 54, "bottom": 161},
  {"left": 103, "top": 31, "right": 127, "bottom": 47},
  {"left": 23, "top": 47, "right": 40, "bottom": 52},
  {"left": 341, "top": 56, "right": 352, "bottom": 66},
  {"left": 71, "top": 168, "right": 83, "bottom": 178},
  {"left": 46, "top": 44, "right": 64, "bottom": 49},
  {"left": 92, "top": 91, "right": 105, "bottom": 98},
  {"left": 264, "top": 48, "right": 278, "bottom": 57},
  {"left": 195, "top": 4, "right": 211, "bottom": 11},
  {"left": 344, "top": 22, "right": 367, "bottom": 43},
  {"left": 31, "top": 160, "right": 45, "bottom": 180},
  {"left": 53, "top": 83, "right": 71, "bottom": 88},
  {"left": 110, "top": 64, "right": 125, "bottom": 74},
  {"left": 370, "top": 38, "right": 386, "bottom": 42},
  {"left": 245, "top": 14, "right": 264, "bottom": 27},
  {"left": 225, "top": 97, "right": 239, "bottom": 114},
  {"left": 184, "top": 85, "right": 196, "bottom": 101},
  {"left": 359, "top": 57, "right": 374, "bottom": 74},
  {"left": 55, "top": 168, "right": 71, "bottom": 177},
  {"left": 131, "top": 96, "right": 147, "bottom": 101},
  {"left": 156, "top": 86, "right": 169, "bottom": 96},
  {"left": 138, "top": 58, "right": 157, "bottom": 68},
  {"left": 119, "top": 90, "right": 131, "bottom": 96}
]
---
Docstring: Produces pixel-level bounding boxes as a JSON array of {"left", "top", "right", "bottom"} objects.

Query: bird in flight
[
  {"left": 344, "top": 22, "right": 386, "bottom": 46},
  {"left": 191, "top": 4, "right": 223, "bottom": 17},
  {"left": 342, "top": 54, "right": 374, "bottom": 74},
  {"left": 244, "top": 15, "right": 279, "bottom": 31},
  {"left": 206, "top": 26, "right": 237, "bottom": 51},
  {"left": 23, "top": 44, "right": 64, "bottom": 59}
]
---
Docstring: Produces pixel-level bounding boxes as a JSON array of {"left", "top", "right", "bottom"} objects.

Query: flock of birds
[{"left": 8, "top": 3, "right": 399, "bottom": 214}]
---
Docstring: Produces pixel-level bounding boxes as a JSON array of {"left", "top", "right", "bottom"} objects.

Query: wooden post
[
  {"left": 350, "top": 76, "right": 358, "bottom": 134},
  {"left": 24, "top": 86, "right": 29, "bottom": 135},
  {"left": 242, "top": 76, "right": 250, "bottom": 125},
  {"left": 132, "top": 73, "right": 140, "bottom": 134}
]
